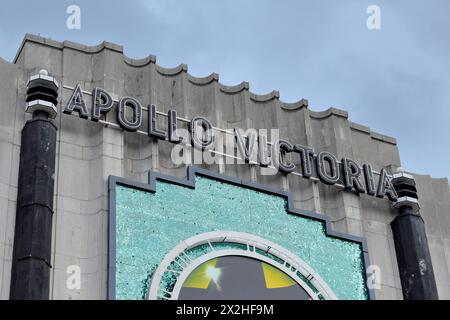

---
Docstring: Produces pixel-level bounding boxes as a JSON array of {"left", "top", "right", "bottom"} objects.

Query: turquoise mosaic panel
[{"left": 115, "top": 176, "right": 369, "bottom": 300}]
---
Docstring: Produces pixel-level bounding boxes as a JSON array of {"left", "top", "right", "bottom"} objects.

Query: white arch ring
[{"left": 147, "top": 231, "right": 337, "bottom": 300}]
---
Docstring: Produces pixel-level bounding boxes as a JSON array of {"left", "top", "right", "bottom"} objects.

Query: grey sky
[{"left": 0, "top": 0, "right": 448, "bottom": 179}]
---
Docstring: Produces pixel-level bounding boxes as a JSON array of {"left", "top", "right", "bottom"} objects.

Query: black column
[
  {"left": 10, "top": 70, "right": 58, "bottom": 300},
  {"left": 391, "top": 173, "right": 439, "bottom": 300}
]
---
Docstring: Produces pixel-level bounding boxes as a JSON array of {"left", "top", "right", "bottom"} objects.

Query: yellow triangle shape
[
  {"left": 182, "top": 258, "right": 218, "bottom": 289},
  {"left": 261, "top": 262, "right": 296, "bottom": 289}
]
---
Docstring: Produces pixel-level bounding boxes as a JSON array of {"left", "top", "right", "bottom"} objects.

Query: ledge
[
  {"left": 309, "top": 107, "right": 349, "bottom": 120},
  {"left": 249, "top": 90, "right": 280, "bottom": 102},
  {"left": 218, "top": 81, "right": 249, "bottom": 94},
  {"left": 124, "top": 55, "right": 157, "bottom": 67},
  {"left": 155, "top": 63, "right": 188, "bottom": 76},
  {"left": 187, "top": 72, "right": 219, "bottom": 85},
  {"left": 350, "top": 122, "right": 397, "bottom": 145},
  {"left": 14, "top": 34, "right": 125, "bottom": 63},
  {"left": 281, "top": 99, "right": 309, "bottom": 111},
  {"left": 370, "top": 131, "right": 397, "bottom": 145}
]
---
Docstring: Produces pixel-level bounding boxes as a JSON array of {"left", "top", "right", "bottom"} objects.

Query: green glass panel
[{"left": 115, "top": 176, "right": 368, "bottom": 300}]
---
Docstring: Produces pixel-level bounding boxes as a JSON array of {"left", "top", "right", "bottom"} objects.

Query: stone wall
[{"left": 414, "top": 174, "right": 450, "bottom": 298}]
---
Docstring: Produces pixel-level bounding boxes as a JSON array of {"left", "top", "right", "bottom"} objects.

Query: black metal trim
[
  {"left": 17, "top": 255, "right": 53, "bottom": 268},
  {"left": 107, "top": 166, "right": 375, "bottom": 300}
]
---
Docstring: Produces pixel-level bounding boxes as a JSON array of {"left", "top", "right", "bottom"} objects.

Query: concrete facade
[{"left": 0, "top": 34, "right": 449, "bottom": 300}]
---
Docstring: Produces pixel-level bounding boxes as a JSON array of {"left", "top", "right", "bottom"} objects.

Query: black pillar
[
  {"left": 391, "top": 173, "right": 439, "bottom": 300},
  {"left": 10, "top": 70, "right": 58, "bottom": 300}
]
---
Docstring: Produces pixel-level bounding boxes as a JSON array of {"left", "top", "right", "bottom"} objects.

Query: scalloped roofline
[{"left": 13, "top": 33, "right": 397, "bottom": 145}]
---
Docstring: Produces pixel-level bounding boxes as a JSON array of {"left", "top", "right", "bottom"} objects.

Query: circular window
[
  {"left": 148, "top": 231, "right": 337, "bottom": 300},
  {"left": 179, "top": 256, "right": 311, "bottom": 300}
]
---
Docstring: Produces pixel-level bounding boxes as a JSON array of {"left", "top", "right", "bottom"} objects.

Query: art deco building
[{"left": 0, "top": 34, "right": 449, "bottom": 300}]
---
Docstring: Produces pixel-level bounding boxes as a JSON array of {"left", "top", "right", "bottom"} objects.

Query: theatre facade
[{"left": 0, "top": 34, "right": 449, "bottom": 300}]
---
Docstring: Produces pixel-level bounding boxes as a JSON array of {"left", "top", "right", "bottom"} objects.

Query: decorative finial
[
  {"left": 391, "top": 170, "right": 420, "bottom": 214},
  {"left": 25, "top": 70, "right": 59, "bottom": 119}
]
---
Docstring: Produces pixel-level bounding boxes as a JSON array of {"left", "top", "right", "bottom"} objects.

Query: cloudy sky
[{"left": 0, "top": 0, "right": 448, "bottom": 179}]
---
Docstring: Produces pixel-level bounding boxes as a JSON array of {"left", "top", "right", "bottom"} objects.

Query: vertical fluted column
[
  {"left": 391, "top": 171, "right": 439, "bottom": 300},
  {"left": 10, "top": 70, "right": 58, "bottom": 300}
]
